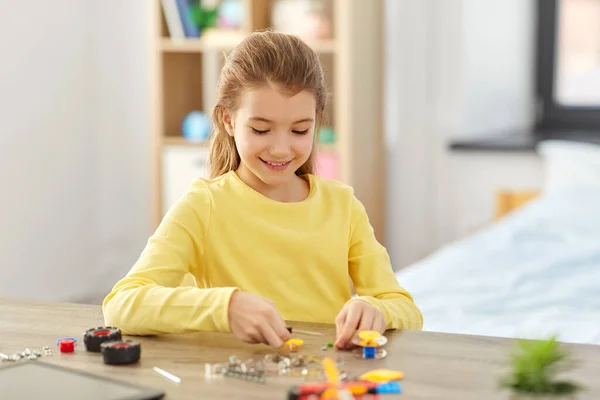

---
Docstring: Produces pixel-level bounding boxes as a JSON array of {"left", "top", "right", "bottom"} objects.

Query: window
[{"left": 536, "top": 0, "right": 600, "bottom": 131}]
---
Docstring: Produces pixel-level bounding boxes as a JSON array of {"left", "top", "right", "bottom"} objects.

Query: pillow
[{"left": 537, "top": 139, "right": 600, "bottom": 193}]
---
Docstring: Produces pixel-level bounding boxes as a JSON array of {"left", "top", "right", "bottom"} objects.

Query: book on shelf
[{"left": 161, "top": 0, "right": 201, "bottom": 38}]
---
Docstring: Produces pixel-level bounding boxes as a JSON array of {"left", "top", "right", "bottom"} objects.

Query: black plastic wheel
[
  {"left": 83, "top": 327, "right": 122, "bottom": 352},
  {"left": 101, "top": 340, "right": 141, "bottom": 365}
]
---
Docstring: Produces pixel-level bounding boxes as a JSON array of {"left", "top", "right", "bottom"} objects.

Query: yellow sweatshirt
[{"left": 102, "top": 171, "right": 423, "bottom": 335}]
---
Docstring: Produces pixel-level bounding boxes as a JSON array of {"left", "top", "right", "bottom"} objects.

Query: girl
[{"left": 103, "top": 31, "right": 423, "bottom": 350}]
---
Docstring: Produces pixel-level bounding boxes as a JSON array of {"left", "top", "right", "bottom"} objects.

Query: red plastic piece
[{"left": 59, "top": 339, "right": 75, "bottom": 353}]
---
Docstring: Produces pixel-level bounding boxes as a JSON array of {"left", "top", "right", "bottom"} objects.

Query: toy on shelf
[
  {"left": 271, "top": 0, "right": 332, "bottom": 40},
  {"left": 189, "top": 0, "right": 221, "bottom": 31},
  {"left": 318, "top": 126, "right": 335, "bottom": 145},
  {"left": 216, "top": 0, "right": 243, "bottom": 29},
  {"left": 352, "top": 330, "right": 388, "bottom": 360},
  {"left": 182, "top": 111, "right": 211, "bottom": 142}
]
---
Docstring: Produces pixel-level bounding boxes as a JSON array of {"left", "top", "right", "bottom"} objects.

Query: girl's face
[{"left": 224, "top": 84, "right": 316, "bottom": 190}]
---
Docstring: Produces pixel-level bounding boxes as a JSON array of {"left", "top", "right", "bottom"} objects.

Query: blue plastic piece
[
  {"left": 56, "top": 337, "right": 77, "bottom": 346},
  {"left": 182, "top": 111, "right": 211, "bottom": 142},
  {"left": 362, "top": 346, "right": 376, "bottom": 359},
  {"left": 375, "top": 381, "right": 402, "bottom": 394}
]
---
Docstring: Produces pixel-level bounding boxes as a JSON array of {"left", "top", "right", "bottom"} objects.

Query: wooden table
[{"left": 1, "top": 296, "right": 599, "bottom": 399}]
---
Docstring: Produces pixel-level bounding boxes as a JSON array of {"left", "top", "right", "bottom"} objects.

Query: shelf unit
[{"left": 150, "top": 0, "right": 385, "bottom": 241}]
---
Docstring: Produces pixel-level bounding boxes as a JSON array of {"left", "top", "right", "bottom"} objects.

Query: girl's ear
[{"left": 222, "top": 109, "right": 235, "bottom": 137}]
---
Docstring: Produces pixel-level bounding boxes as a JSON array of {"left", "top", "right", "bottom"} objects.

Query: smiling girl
[{"left": 103, "top": 31, "right": 423, "bottom": 349}]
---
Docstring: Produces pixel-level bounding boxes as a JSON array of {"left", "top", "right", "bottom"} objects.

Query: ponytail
[{"left": 208, "top": 106, "right": 240, "bottom": 179}]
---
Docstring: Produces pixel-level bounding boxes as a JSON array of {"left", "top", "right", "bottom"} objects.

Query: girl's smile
[{"left": 260, "top": 158, "right": 293, "bottom": 171}]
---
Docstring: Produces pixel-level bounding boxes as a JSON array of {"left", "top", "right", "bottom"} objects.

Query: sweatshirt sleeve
[
  {"left": 346, "top": 195, "right": 424, "bottom": 331},
  {"left": 102, "top": 182, "right": 239, "bottom": 335}
]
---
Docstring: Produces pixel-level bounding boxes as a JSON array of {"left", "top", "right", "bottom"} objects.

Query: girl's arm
[
  {"left": 102, "top": 184, "right": 239, "bottom": 335},
  {"left": 346, "top": 196, "right": 424, "bottom": 331}
]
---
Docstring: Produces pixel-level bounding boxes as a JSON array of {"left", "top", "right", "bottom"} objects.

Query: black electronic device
[{"left": 0, "top": 360, "right": 164, "bottom": 400}]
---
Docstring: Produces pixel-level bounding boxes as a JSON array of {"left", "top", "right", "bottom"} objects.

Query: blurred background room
[{"left": 1, "top": 0, "right": 599, "bottom": 344}]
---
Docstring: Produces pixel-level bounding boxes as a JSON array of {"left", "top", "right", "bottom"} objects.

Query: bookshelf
[{"left": 150, "top": 0, "right": 385, "bottom": 241}]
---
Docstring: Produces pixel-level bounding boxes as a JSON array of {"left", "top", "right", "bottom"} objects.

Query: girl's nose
[{"left": 269, "top": 135, "right": 290, "bottom": 158}]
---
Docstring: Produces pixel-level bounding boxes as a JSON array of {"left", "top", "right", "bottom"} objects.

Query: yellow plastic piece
[
  {"left": 285, "top": 338, "right": 304, "bottom": 352},
  {"left": 358, "top": 330, "right": 381, "bottom": 347},
  {"left": 359, "top": 368, "right": 404, "bottom": 383},
  {"left": 322, "top": 356, "right": 340, "bottom": 385},
  {"left": 358, "top": 330, "right": 381, "bottom": 341}
]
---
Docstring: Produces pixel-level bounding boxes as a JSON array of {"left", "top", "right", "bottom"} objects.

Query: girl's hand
[
  {"left": 228, "top": 291, "right": 291, "bottom": 348},
  {"left": 334, "top": 300, "right": 386, "bottom": 349}
]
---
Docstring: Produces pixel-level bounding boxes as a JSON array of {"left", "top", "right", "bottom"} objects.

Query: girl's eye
[
  {"left": 292, "top": 129, "right": 309, "bottom": 135},
  {"left": 251, "top": 128, "right": 269, "bottom": 134}
]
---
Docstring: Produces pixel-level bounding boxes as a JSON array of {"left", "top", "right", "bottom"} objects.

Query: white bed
[{"left": 395, "top": 140, "right": 600, "bottom": 345}]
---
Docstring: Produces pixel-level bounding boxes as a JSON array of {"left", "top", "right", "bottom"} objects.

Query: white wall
[
  {"left": 385, "top": 0, "right": 541, "bottom": 268},
  {"left": 88, "top": 1, "right": 152, "bottom": 303},
  {"left": 384, "top": 0, "right": 437, "bottom": 270},
  {"left": 0, "top": 1, "right": 151, "bottom": 303}
]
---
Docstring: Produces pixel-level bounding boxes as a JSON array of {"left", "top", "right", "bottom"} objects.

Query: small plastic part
[
  {"left": 375, "top": 381, "right": 402, "bottom": 394},
  {"left": 84, "top": 327, "right": 122, "bottom": 352},
  {"left": 352, "top": 330, "right": 388, "bottom": 360},
  {"left": 354, "top": 330, "right": 388, "bottom": 347},
  {"left": 326, "top": 342, "right": 333, "bottom": 348},
  {"left": 101, "top": 340, "right": 141, "bottom": 365},
  {"left": 56, "top": 337, "right": 77, "bottom": 346},
  {"left": 58, "top": 339, "right": 75, "bottom": 353},
  {"left": 359, "top": 369, "right": 404, "bottom": 383},
  {"left": 363, "top": 346, "right": 376, "bottom": 359},
  {"left": 322, "top": 357, "right": 340, "bottom": 385},
  {"left": 285, "top": 326, "right": 323, "bottom": 336},
  {"left": 284, "top": 339, "right": 304, "bottom": 352}
]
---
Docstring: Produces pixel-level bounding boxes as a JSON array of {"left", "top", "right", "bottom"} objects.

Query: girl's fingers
[
  {"left": 374, "top": 314, "right": 387, "bottom": 334},
  {"left": 260, "top": 324, "right": 285, "bottom": 348},
  {"left": 247, "top": 328, "right": 265, "bottom": 345},
  {"left": 357, "top": 310, "right": 375, "bottom": 333},
  {"left": 335, "top": 308, "right": 348, "bottom": 341},
  {"left": 335, "top": 305, "right": 361, "bottom": 348}
]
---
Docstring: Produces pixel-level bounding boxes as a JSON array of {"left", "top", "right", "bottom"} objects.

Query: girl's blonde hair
[{"left": 208, "top": 30, "right": 327, "bottom": 178}]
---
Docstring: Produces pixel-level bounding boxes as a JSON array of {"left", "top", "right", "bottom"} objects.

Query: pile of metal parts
[
  {"left": 0, "top": 347, "right": 51, "bottom": 362},
  {"left": 205, "top": 354, "right": 346, "bottom": 384}
]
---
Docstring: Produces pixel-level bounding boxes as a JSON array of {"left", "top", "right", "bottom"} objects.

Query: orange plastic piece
[{"left": 285, "top": 338, "right": 304, "bottom": 352}]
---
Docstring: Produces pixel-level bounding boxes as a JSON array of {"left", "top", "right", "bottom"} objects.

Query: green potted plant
[{"left": 500, "top": 336, "right": 583, "bottom": 399}]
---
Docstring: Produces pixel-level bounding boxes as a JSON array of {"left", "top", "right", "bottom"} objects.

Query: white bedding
[{"left": 395, "top": 185, "right": 600, "bottom": 345}]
